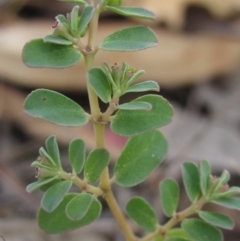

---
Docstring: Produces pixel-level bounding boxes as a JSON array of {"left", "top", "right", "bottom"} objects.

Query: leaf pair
[
  {"left": 22, "top": 26, "right": 158, "bottom": 69},
  {"left": 69, "top": 139, "right": 110, "bottom": 183}
]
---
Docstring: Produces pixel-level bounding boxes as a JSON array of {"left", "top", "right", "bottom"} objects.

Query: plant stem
[
  {"left": 105, "top": 190, "right": 137, "bottom": 241},
  {"left": 83, "top": 3, "right": 136, "bottom": 240}
]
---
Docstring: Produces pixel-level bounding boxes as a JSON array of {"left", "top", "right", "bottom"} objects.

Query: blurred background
[{"left": 0, "top": 0, "right": 240, "bottom": 240}]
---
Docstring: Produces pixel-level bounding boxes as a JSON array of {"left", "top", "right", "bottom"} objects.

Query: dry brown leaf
[
  {"left": 0, "top": 20, "right": 240, "bottom": 89},
  {"left": 126, "top": 0, "right": 240, "bottom": 29}
]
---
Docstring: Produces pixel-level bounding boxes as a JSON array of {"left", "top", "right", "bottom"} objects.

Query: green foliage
[
  {"left": 126, "top": 197, "right": 158, "bottom": 232},
  {"left": 200, "top": 160, "right": 211, "bottom": 195},
  {"left": 182, "top": 163, "right": 201, "bottom": 202},
  {"left": 69, "top": 139, "right": 86, "bottom": 174},
  {"left": 111, "top": 95, "right": 173, "bottom": 136},
  {"left": 105, "top": 6, "right": 156, "bottom": 20},
  {"left": 22, "top": 39, "right": 82, "bottom": 68},
  {"left": 78, "top": 6, "right": 94, "bottom": 36},
  {"left": 160, "top": 179, "right": 179, "bottom": 217},
  {"left": 24, "top": 89, "right": 88, "bottom": 126},
  {"left": 26, "top": 176, "right": 59, "bottom": 193},
  {"left": 22, "top": 1, "right": 240, "bottom": 241},
  {"left": 181, "top": 219, "right": 223, "bottom": 241},
  {"left": 114, "top": 130, "right": 167, "bottom": 187},
  {"left": 99, "top": 26, "right": 158, "bottom": 51},
  {"left": 45, "top": 136, "right": 61, "bottom": 167},
  {"left": 87, "top": 67, "right": 112, "bottom": 103},
  {"left": 84, "top": 148, "right": 110, "bottom": 183},
  {"left": 65, "top": 193, "right": 94, "bottom": 221},
  {"left": 41, "top": 181, "right": 73, "bottom": 212},
  {"left": 198, "top": 211, "right": 234, "bottom": 230},
  {"left": 38, "top": 193, "right": 102, "bottom": 234}
]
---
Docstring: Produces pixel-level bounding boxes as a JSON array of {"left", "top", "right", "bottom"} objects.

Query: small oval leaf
[
  {"left": 160, "top": 179, "right": 179, "bottom": 217},
  {"left": 24, "top": 89, "right": 88, "bottom": 126},
  {"left": 118, "top": 101, "right": 152, "bottom": 111},
  {"left": 99, "top": 26, "right": 158, "bottom": 52},
  {"left": 26, "top": 176, "right": 59, "bottom": 193},
  {"left": 41, "top": 181, "right": 72, "bottom": 212},
  {"left": 200, "top": 160, "right": 211, "bottom": 195},
  {"left": 69, "top": 139, "right": 86, "bottom": 174},
  {"left": 84, "top": 148, "right": 110, "bottom": 183},
  {"left": 181, "top": 219, "right": 223, "bottom": 241},
  {"left": 87, "top": 67, "right": 112, "bottom": 103},
  {"left": 78, "top": 6, "right": 94, "bottom": 35},
  {"left": 198, "top": 211, "right": 234, "bottom": 230},
  {"left": 124, "top": 81, "right": 160, "bottom": 94},
  {"left": 114, "top": 130, "right": 167, "bottom": 187},
  {"left": 71, "top": 6, "right": 79, "bottom": 32},
  {"left": 126, "top": 197, "right": 158, "bottom": 232},
  {"left": 211, "top": 197, "right": 240, "bottom": 211},
  {"left": 111, "top": 95, "right": 173, "bottom": 136},
  {"left": 38, "top": 193, "right": 102, "bottom": 234},
  {"left": 105, "top": 6, "right": 156, "bottom": 20},
  {"left": 22, "top": 39, "right": 82, "bottom": 68},
  {"left": 182, "top": 163, "right": 201, "bottom": 202},
  {"left": 45, "top": 136, "right": 61, "bottom": 167},
  {"left": 65, "top": 193, "right": 93, "bottom": 221}
]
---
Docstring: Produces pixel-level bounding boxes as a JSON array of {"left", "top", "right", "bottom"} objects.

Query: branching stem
[{"left": 141, "top": 197, "right": 208, "bottom": 241}]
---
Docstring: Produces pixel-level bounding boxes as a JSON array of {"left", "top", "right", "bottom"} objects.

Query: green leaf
[
  {"left": 71, "top": 6, "right": 79, "bottom": 32},
  {"left": 200, "top": 160, "right": 211, "bottom": 196},
  {"left": 69, "top": 139, "right": 86, "bottom": 174},
  {"left": 78, "top": 6, "right": 94, "bottom": 35},
  {"left": 87, "top": 67, "right": 112, "bottom": 103},
  {"left": 160, "top": 179, "right": 179, "bottom": 217},
  {"left": 22, "top": 39, "right": 82, "bottom": 68},
  {"left": 84, "top": 148, "right": 110, "bottom": 183},
  {"left": 214, "top": 187, "right": 240, "bottom": 198},
  {"left": 41, "top": 181, "right": 72, "bottom": 213},
  {"left": 211, "top": 197, "right": 240, "bottom": 211},
  {"left": 45, "top": 136, "right": 61, "bottom": 167},
  {"left": 181, "top": 219, "right": 223, "bottom": 241},
  {"left": 65, "top": 193, "right": 93, "bottom": 221},
  {"left": 39, "top": 147, "right": 56, "bottom": 167},
  {"left": 111, "top": 95, "right": 173, "bottom": 136},
  {"left": 38, "top": 193, "right": 102, "bottom": 234},
  {"left": 99, "top": 26, "right": 158, "bottom": 52},
  {"left": 43, "top": 35, "right": 72, "bottom": 45},
  {"left": 198, "top": 211, "right": 234, "bottom": 230},
  {"left": 26, "top": 176, "right": 59, "bottom": 193},
  {"left": 167, "top": 228, "right": 193, "bottom": 241},
  {"left": 118, "top": 101, "right": 152, "bottom": 111},
  {"left": 124, "top": 81, "right": 159, "bottom": 94},
  {"left": 57, "top": 0, "right": 87, "bottom": 5},
  {"left": 213, "top": 170, "right": 230, "bottom": 192},
  {"left": 126, "top": 197, "right": 158, "bottom": 232},
  {"left": 24, "top": 89, "right": 88, "bottom": 126},
  {"left": 114, "top": 130, "right": 167, "bottom": 187},
  {"left": 105, "top": 6, "right": 156, "bottom": 20},
  {"left": 182, "top": 163, "right": 201, "bottom": 202},
  {"left": 39, "top": 178, "right": 62, "bottom": 192}
]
